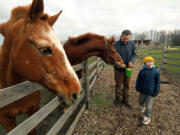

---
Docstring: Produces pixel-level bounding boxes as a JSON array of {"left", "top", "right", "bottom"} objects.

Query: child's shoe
[
  {"left": 139, "top": 106, "right": 146, "bottom": 113},
  {"left": 141, "top": 116, "right": 151, "bottom": 125}
]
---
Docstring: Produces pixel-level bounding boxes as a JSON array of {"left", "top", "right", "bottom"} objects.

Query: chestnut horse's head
[
  {"left": 103, "top": 37, "right": 123, "bottom": 66},
  {"left": 65, "top": 33, "right": 123, "bottom": 66},
  {"left": 0, "top": 0, "right": 81, "bottom": 106}
]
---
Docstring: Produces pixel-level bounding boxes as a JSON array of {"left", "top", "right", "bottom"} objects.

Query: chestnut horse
[
  {"left": 64, "top": 33, "right": 123, "bottom": 77},
  {"left": 0, "top": 0, "right": 81, "bottom": 134},
  {"left": 64, "top": 33, "right": 123, "bottom": 66}
]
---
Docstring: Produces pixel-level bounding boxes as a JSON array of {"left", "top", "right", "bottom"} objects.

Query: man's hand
[
  {"left": 128, "top": 62, "right": 133, "bottom": 68},
  {"left": 121, "top": 63, "right": 126, "bottom": 68}
]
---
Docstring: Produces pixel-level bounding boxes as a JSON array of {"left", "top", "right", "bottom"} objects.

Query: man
[{"left": 113, "top": 30, "right": 136, "bottom": 108}]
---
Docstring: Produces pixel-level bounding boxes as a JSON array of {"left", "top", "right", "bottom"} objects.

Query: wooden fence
[
  {"left": 136, "top": 44, "right": 180, "bottom": 75},
  {"left": 0, "top": 57, "right": 104, "bottom": 135}
]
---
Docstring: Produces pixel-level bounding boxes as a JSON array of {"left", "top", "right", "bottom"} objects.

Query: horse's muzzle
[{"left": 58, "top": 92, "right": 78, "bottom": 109}]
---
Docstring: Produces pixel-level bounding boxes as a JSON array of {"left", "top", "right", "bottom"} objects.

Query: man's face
[{"left": 121, "top": 34, "right": 131, "bottom": 44}]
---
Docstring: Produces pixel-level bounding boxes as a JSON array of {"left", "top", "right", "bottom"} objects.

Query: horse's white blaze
[
  {"left": 36, "top": 39, "right": 49, "bottom": 47},
  {"left": 44, "top": 29, "right": 79, "bottom": 81}
]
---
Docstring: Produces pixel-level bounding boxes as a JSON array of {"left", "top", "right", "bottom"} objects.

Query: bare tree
[
  {"left": 150, "top": 30, "right": 153, "bottom": 39},
  {"left": 171, "top": 30, "right": 180, "bottom": 46},
  {"left": 133, "top": 32, "right": 139, "bottom": 40},
  {"left": 159, "top": 31, "right": 166, "bottom": 43},
  {"left": 138, "top": 32, "right": 147, "bottom": 40}
]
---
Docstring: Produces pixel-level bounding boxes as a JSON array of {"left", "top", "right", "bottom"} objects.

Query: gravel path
[{"left": 73, "top": 59, "right": 180, "bottom": 135}]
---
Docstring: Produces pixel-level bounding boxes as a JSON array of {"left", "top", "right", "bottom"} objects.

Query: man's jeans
[
  {"left": 114, "top": 69, "right": 131, "bottom": 103},
  {"left": 139, "top": 93, "right": 154, "bottom": 117}
]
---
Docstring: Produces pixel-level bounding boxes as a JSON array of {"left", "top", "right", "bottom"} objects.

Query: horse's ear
[
  {"left": 68, "top": 37, "right": 71, "bottom": 40},
  {"left": 68, "top": 36, "right": 78, "bottom": 44},
  {"left": 109, "top": 37, "right": 115, "bottom": 45},
  {"left": 48, "top": 10, "right": 62, "bottom": 26},
  {"left": 29, "top": 0, "right": 44, "bottom": 21},
  {"left": 0, "top": 22, "right": 7, "bottom": 36}
]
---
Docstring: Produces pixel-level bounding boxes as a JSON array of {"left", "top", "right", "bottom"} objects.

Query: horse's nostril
[{"left": 72, "top": 93, "right": 77, "bottom": 100}]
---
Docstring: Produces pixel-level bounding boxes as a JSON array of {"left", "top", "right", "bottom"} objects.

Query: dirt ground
[
  {"left": 73, "top": 59, "right": 180, "bottom": 135},
  {"left": 0, "top": 59, "right": 179, "bottom": 135}
]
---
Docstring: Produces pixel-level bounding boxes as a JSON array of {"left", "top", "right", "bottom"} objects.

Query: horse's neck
[
  {"left": 0, "top": 39, "right": 10, "bottom": 88},
  {"left": 0, "top": 38, "right": 24, "bottom": 89},
  {"left": 64, "top": 39, "right": 104, "bottom": 65}
]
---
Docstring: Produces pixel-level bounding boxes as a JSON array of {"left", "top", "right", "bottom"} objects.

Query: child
[{"left": 136, "top": 56, "right": 160, "bottom": 124}]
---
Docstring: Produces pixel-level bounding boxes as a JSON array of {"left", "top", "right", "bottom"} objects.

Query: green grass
[
  {"left": 88, "top": 56, "right": 97, "bottom": 64},
  {"left": 136, "top": 47, "right": 180, "bottom": 76},
  {"left": 90, "top": 92, "right": 112, "bottom": 108}
]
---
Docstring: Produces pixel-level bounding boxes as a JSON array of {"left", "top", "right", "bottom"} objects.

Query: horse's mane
[
  {"left": 0, "top": 5, "right": 31, "bottom": 36},
  {"left": 0, "top": 4, "right": 50, "bottom": 36},
  {"left": 108, "top": 36, "right": 115, "bottom": 43},
  {"left": 10, "top": 5, "right": 30, "bottom": 24},
  {"left": 6, "top": 4, "right": 49, "bottom": 26},
  {"left": 66, "top": 33, "right": 106, "bottom": 45}
]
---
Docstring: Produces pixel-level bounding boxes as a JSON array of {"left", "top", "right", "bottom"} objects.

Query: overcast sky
[{"left": 0, "top": 0, "right": 180, "bottom": 44}]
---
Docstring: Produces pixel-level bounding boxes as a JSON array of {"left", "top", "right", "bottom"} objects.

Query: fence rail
[
  {"left": 165, "top": 62, "right": 180, "bottom": 68},
  {"left": 149, "top": 52, "right": 162, "bottom": 55},
  {"left": 46, "top": 91, "right": 86, "bottom": 135},
  {"left": 165, "top": 68, "right": 180, "bottom": 74},
  {"left": 0, "top": 57, "right": 104, "bottom": 135},
  {"left": 0, "top": 82, "right": 42, "bottom": 109},
  {"left": 165, "top": 51, "right": 180, "bottom": 54},
  {"left": 8, "top": 97, "right": 61, "bottom": 135},
  {"left": 165, "top": 57, "right": 180, "bottom": 61}
]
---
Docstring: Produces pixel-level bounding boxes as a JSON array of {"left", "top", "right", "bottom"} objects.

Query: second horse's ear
[
  {"left": 108, "top": 37, "right": 115, "bottom": 45},
  {"left": 48, "top": 10, "right": 62, "bottom": 26},
  {"left": 0, "top": 22, "right": 7, "bottom": 36},
  {"left": 29, "top": 0, "right": 44, "bottom": 22}
]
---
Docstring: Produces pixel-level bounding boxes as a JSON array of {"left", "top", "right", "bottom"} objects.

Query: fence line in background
[{"left": 136, "top": 42, "right": 180, "bottom": 75}]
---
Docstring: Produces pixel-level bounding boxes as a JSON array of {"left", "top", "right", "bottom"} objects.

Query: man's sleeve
[
  {"left": 130, "top": 42, "right": 136, "bottom": 64},
  {"left": 113, "top": 41, "right": 122, "bottom": 58}
]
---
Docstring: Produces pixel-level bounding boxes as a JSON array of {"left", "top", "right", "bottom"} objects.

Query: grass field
[
  {"left": 136, "top": 47, "right": 180, "bottom": 76},
  {"left": 88, "top": 56, "right": 97, "bottom": 64}
]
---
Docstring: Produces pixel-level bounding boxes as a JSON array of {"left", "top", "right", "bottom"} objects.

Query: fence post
[
  {"left": 148, "top": 46, "right": 151, "bottom": 56},
  {"left": 141, "top": 46, "right": 144, "bottom": 58},
  {"left": 161, "top": 31, "right": 168, "bottom": 70},
  {"left": 141, "top": 40, "right": 143, "bottom": 46},
  {"left": 97, "top": 58, "right": 100, "bottom": 76},
  {"left": 82, "top": 59, "right": 90, "bottom": 109}
]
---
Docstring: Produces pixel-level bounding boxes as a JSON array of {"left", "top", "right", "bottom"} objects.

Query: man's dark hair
[{"left": 122, "top": 30, "right": 131, "bottom": 35}]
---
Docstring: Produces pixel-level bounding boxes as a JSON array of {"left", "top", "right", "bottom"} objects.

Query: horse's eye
[{"left": 38, "top": 47, "right": 52, "bottom": 55}]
